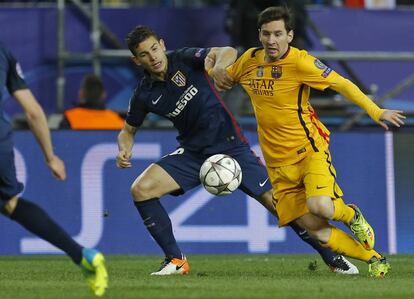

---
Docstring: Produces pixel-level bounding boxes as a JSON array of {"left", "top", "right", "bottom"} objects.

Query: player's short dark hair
[
  {"left": 126, "top": 25, "right": 159, "bottom": 56},
  {"left": 257, "top": 6, "right": 294, "bottom": 32},
  {"left": 81, "top": 74, "right": 104, "bottom": 101}
]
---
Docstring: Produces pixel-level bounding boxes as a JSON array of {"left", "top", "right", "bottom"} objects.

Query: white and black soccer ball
[{"left": 199, "top": 154, "right": 242, "bottom": 196}]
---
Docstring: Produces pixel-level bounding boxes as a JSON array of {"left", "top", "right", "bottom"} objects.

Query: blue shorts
[
  {"left": 156, "top": 144, "right": 271, "bottom": 198},
  {"left": 0, "top": 149, "right": 24, "bottom": 207}
]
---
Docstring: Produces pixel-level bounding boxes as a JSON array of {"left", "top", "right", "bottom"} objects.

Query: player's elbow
[{"left": 25, "top": 105, "right": 45, "bottom": 124}]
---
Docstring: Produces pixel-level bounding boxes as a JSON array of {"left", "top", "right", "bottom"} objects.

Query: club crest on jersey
[
  {"left": 171, "top": 70, "right": 186, "bottom": 87},
  {"left": 314, "top": 59, "right": 327, "bottom": 70},
  {"left": 256, "top": 66, "right": 264, "bottom": 77},
  {"left": 271, "top": 65, "right": 282, "bottom": 79}
]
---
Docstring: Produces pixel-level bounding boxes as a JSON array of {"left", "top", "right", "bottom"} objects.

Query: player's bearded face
[
  {"left": 133, "top": 37, "right": 168, "bottom": 75},
  {"left": 259, "top": 20, "right": 293, "bottom": 62}
]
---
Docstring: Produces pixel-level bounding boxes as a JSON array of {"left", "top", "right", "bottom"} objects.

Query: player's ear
[
  {"left": 287, "top": 30, "right": 294, "bottom": 44},
  {"left": 131, "top": 55, "right": 141, "bottom": 66},
  {"left": 159, "top": 39, "right": 166, "bottom": 51}
]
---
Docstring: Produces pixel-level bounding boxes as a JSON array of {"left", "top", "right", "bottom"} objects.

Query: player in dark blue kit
[
  {"left": 117, "top": 26, "right": 358, "bottom": 275},
  {"left": 0, "top": 43, "right": 108, "bottom": 296}
]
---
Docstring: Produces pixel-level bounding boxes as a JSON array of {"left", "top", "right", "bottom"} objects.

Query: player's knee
[
  {"left": 130, "top": 178, "right": 155, "bottom": 201},
  {"left": 1, "top": 196, "right": 19, "bottom": 216},
  {"left": 307, "top": 196, "right": 333, "bottom": 218}
]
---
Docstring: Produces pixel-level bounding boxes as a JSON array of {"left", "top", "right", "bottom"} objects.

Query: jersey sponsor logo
[
  {"left": 248, "top": 79, "right": 275, "bottom": 96},
  {"left": 256, "top": 66, "right": 264, "bottom": 77},
  {"left": 259, "top": 177, "right": 269, "bottom": 187},
  {"left": 166, "top": 85, "right": 198, "bottom": 118},
  {"left": 171, "top": 70, "right": 186, "bottom": 87},
  {"left": 314, "top": 59, "right": 327, "bottom": 70},
  {"left": 271, "top": 65, "right": 282, "bottom": 79},
  {"left": 321, "top": 68, "right": 333, "bottom": 78},
  {"left": 316, "top": 185, "right": 328, "bottom": 190},
  {"left": 152, "top": 94, "right": 163, "bottom": 105}
]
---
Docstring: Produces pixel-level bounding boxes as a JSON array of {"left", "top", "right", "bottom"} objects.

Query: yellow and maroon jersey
[{"left": 227, "top": 46, "right": 382, "bottom": 167}]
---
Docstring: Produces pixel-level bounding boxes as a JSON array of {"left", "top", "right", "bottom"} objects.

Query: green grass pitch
[{"left": 0, "top": 254, "right": 413, "bottom": 299}]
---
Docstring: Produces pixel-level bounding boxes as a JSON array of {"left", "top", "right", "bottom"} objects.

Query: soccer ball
[{"left": 199, "top": 154, "right": 242, "bottom": 196}]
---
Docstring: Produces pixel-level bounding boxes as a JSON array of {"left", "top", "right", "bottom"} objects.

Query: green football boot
[
  {"left": 348, "top": 204, "right": 375, "bottom": 250},
  {"left": 80, "top": 248, "right": 108, "bottom": 297},
  {"left": 368, "top": 256, "right": 391, "bottom": 278}
]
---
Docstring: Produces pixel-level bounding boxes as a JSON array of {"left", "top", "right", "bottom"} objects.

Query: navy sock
[
  {"left": 134, "top": 199, "right": 182, "bottom": 259},
  {"left": 10, "top": 198, "right": 83, "bottom": 264},
  {"left": 289, "top": 222, "right": 336, "bottom": 266}
]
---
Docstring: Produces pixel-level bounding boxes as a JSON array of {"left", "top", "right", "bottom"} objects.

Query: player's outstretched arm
[
  {"left": 330, "top": 77, "right": 406, "bottom": 130},
  {"left": 117, "top": 123, "right": 136, "bottom": 168},
  {"left": 205, "top": 47, "right": 237, "bottom": 92},
  {"left": 13, "top": 89, "right": 66, "bottom": 180}
]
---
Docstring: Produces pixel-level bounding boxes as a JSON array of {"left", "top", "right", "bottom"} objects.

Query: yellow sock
[
  {"left": 323, "top": 226, "right": 381, "bottom": 262},
  {"left": 332, "top": 198, "right": 355, "bottom": 223}
]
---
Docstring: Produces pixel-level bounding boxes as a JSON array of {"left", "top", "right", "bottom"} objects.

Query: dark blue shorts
[
  {"left": 0, "top": 149, "right": 24, "bottom": 206},
  {"left": 156, "top": 144, "right": 272, "bottom": 198}
]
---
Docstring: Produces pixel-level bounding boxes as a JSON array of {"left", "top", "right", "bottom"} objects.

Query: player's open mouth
[
  {"left": 267, "top": 47, "right": 279, "bottom": 55},
  {"left": 152, "top": 61, "right": 162, "bottom": 69}
]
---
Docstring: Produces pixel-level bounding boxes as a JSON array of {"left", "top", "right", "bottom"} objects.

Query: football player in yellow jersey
[{"left": 208, "top": 6, "right": 405, "bottom": 278}]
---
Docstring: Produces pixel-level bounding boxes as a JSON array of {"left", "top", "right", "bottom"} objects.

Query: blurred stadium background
[{"left": 0, "top": 0, "right": 413, "bottom": 259}]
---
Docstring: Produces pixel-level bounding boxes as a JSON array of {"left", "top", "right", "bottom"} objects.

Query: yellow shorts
[{"left": 268, "top": 150, "right": 343, "bottom": 226}]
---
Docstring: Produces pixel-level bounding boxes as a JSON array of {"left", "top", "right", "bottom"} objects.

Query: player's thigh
[
  {"left": 155, "top": 147, "right": 205, "bottom": 196},
  {"left": 224, "top": 145, "right": 270, "bottom": 198},
  {"left": 304, "top": 150, "right": 343, "bottom": 200},
  {"left": 0, "top": 149, "right": 24, "bottom": 210},
  {"left": 267, "top": 162, "right": 309, "bottom": 226}
]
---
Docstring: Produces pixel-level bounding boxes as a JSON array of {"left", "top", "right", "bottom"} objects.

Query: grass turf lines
[{"left": 0, "top": 254, "right": 413, "bottom": 299}]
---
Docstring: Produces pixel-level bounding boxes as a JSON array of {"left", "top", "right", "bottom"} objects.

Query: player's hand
[
  {"left": 209, "top": 66, "right": 234, "bottom": 92},
  {"left": 47, "top": 155, "right": 66, "bottom": 180},
  {"left": 379, "top": 109, "right": 406, "bottom": 130},
  {"left": 116, "top": 150, "right": 132, "bottom": 168}
]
